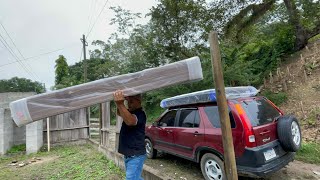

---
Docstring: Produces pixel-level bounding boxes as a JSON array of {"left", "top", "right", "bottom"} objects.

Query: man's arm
[{"left": 113, "top": 90, "right": 137, "bottom": 126}]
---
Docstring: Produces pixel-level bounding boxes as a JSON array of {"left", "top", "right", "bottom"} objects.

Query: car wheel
[
  {"left": 200, "top": 153, "right": 225, "bottom": 180},
  {"left": 277, "top": 115, "right": 302, "bottom": 152},
  {"left": 145, "top": 138, "right": 157, "bottom": 159}
]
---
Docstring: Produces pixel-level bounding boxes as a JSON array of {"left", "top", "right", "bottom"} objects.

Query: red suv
[{"left": 145, "top": 88, "right": 301, "bottom": 179}]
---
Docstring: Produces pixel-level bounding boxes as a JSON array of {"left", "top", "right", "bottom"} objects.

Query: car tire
[
  {"left": 277, "top": 115, "right": 302, "bottom": 152},
  {"left": 145, "top": 138, "right": 157, "bottom": 159},
  {"left": 200, "top": 153, "right": 225, "bottom": 180}
]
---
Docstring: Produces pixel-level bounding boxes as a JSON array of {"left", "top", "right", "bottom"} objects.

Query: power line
[
  {"left": 24, "top": 47, "right": 67, "bottom": 60},
  {"left": 86, "top": 0, "right": 109, "bottom": 39},
  {"left": 0, "top": 33, "right": 18, "bottom": 59},
  {"left": 0, "top": 34, "right": 35, "bottom": 79},
  {"left": 0, "top": 32, "right": 36, "bottom": 79},
  {"left": 0, "top": 21, "right": 41, "bottom": 81},
  {"left": 0, "top": 21, "right": 40, "bottom": 81},
  {"left": 86, "top": 0, "right": 97, "bottom": 36},
  {"left": 0, "top": 46, "right": 74, "bottom": 68}
]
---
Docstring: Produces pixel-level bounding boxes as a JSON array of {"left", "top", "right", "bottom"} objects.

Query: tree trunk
[
  {"left": 295, "top": 26, "right": 309, "bottom": 50},
  {"left": 283, "top": 0, "right": 309, "bottom": 51}
]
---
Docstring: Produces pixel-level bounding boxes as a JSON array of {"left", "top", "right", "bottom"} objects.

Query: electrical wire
[
  {"left": 0, "top": 32, "right": 36, "bottom": 79},
  {"left": 0, "top": 21, "right": 41, "bottom": 81},
  {"left": 0, "top": 22, "right": 40, "bottom": 81},
  {"left": 86, "top": 0, "right": 109, "bottom": 39},
  {"left": 0, "top": 46, "right": 74, "bottom": 68},
  {"left": 86, "top": 0, "right": 97, "bottom": 36}
]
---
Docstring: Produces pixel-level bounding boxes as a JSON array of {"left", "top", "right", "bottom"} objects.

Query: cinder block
[
  {"left": 26, "top": 120, "right": 43, "bottom": 154},
  {"left": 0, "top": 92, "right": 37, "bottom": 155},
  {"left": 0, "top": 92, "right": 35, "bottom": 109},
  {"left": 0, "top": 108, "right": 14, "bottom": 155}
]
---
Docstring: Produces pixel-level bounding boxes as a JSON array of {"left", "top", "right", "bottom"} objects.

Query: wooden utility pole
[
  {"left": 81, "top": 34, "right": 88, "bottom": 83},
  {"left": 81, "top": 35, "right": 90, "bottom": 137},
  {"left": 209, "top": 31, "right": 238, "bottom": 180}
]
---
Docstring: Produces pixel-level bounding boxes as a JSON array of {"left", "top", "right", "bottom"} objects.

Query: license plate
[{"left": 264, "top": 148, "right": 276, "bottom": 161}]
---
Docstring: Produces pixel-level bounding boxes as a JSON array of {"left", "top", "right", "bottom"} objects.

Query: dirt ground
[{"left": 144, "top": 152, "right": 320, "bottom": 180}]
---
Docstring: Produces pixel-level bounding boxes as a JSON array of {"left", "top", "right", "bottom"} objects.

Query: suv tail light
[
  {"left": 235, "top": 104, "right": 257, "bottom": 148},
  {"left": 248, "top": 135, "right": 256, "bottom": 143}
]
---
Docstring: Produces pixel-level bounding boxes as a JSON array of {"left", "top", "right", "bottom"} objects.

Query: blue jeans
[{"left": 124, "top": 154, "right": 146, "bottom": 180}]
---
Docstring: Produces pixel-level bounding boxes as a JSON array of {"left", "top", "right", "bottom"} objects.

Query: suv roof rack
[{"left": 160, "top": 86, "right": 259, "bottom": 108}]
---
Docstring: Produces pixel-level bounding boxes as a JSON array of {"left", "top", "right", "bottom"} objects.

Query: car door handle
[
  {"left": 194, "top": 131, "right": 203, "bottom": 136},
  {"left": 260, "top": 130, "right": 271, "bottom": 135},
  {"left": 166, "top": 130, "right": 173, "bottom": 133}
]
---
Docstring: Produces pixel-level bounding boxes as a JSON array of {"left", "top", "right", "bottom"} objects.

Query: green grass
[
  {"left": 0, "top": 144, "right": 125, "bottom": 180},
  {"left": 6, "top": 144, "right": 26, "bottom": 154},
  {"left": 308, "top": 34, "right": 320, "bottom": 43},
  {"left": 304, "top": 108, "right": 320, "bottom": 126},
  {"left": 296, "top": 142, "right": 320, "bottom": 165}
]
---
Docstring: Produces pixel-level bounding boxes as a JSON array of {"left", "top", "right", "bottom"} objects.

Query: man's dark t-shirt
[{"left": 118, "top": 107, "right": 146, "bottom": 157}]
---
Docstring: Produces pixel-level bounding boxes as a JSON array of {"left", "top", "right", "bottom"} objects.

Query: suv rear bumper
[{"left": 236, "top": 140, "right": 295, "bottom": 177}]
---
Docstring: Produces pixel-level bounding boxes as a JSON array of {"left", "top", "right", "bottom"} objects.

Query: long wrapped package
[
  {"left": 10, "top": 56, "right": 203, "bottom": 127},
  {"left": 160, "top": 86, "right": 258, "bottom": 108}
]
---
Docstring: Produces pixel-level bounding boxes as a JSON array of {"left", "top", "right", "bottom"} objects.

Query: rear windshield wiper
[{"left": 242, "top": 100, "right": 248, "bottom": 105}]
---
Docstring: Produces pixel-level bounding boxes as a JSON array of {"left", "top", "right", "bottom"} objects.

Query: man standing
[{"left": 113, "top": 90, "right": 147, "bottom": 180}]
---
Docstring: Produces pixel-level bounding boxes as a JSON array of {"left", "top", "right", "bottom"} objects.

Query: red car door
[
  {"left": 173, "top": 108, "right": 204, "bottom": 158},
  {"left": 153, "top": 110, "right": 178, "bottom": 152}
]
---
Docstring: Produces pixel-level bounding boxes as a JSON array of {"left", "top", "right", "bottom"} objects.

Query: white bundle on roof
[{"left": 160, "top": 86, "right": 259, "bottom": 108}]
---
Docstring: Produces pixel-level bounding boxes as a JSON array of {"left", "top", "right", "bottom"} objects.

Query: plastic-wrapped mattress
[
  {"left": 160, "top": 86, "right": 258, "bottom": 108},
  {"left": 10, "top": 56, "right": 203, "bottom": 127}
]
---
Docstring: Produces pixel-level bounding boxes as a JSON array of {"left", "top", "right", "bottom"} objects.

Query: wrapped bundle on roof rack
[
  {"left": 10, "top": 56, "right": 203, "bottom": 127},
  {"left": 160, "top": 86, "right": 259, "bottom": 108}
]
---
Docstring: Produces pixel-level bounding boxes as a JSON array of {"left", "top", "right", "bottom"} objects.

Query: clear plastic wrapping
[
  {"left": 10, "top": 56, "right": 203, "bottom": 127},
  {"left": 160, "top": 86, "right": 259, "bottom": 108}
]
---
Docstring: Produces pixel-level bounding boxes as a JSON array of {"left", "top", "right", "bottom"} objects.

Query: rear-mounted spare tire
[{"left": 277, "top": 115, "right": 302, "bottom": 152}]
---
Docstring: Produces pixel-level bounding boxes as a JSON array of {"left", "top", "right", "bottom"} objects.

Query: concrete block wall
[
  {"left": 26, "top": 120, "right": 43, "bottom": 154},
  {"left": 0, "top": 92, "right": 42, "bottom": 155},
  {"left": 0, "top": 108, "right": 7, "bottom": 155},
  {"left": 0, "top": 92, "right": 35, "bottom": 108},
  {"left": 0, "top": 108, "right": 13, "bottom": 155},
  {"left": 13, "top": 122, "right": 26, "bottom": 145}
]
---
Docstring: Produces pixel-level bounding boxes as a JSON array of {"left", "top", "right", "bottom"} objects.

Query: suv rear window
[
  {"left": 241, "top": 98, "right": 281, "bottom": 127},
  {"left": 204, "top": 106, "right": 236, "bottom": 128}
]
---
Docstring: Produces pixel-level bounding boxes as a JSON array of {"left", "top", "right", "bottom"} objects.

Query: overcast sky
[{"left": 0, "top": 0, "right": 157, "bottom": 89}]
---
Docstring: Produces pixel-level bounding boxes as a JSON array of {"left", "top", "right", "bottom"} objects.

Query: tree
[
  {"left": 224, "top": 0, "right": 320, "bottom": 50},
  {"left": 149, "top": 0, "right": 213, "bottom": 62},
  {"left": 0, "top": 77, "right": 45, "bottom": 93},
  {"left": 54, "top": 55, "right": 69, "bottom": 89}
]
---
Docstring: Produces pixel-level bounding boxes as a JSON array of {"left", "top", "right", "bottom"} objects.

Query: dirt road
[{"left": 144, "top": 152, "right": 320, "bottom": 180}]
